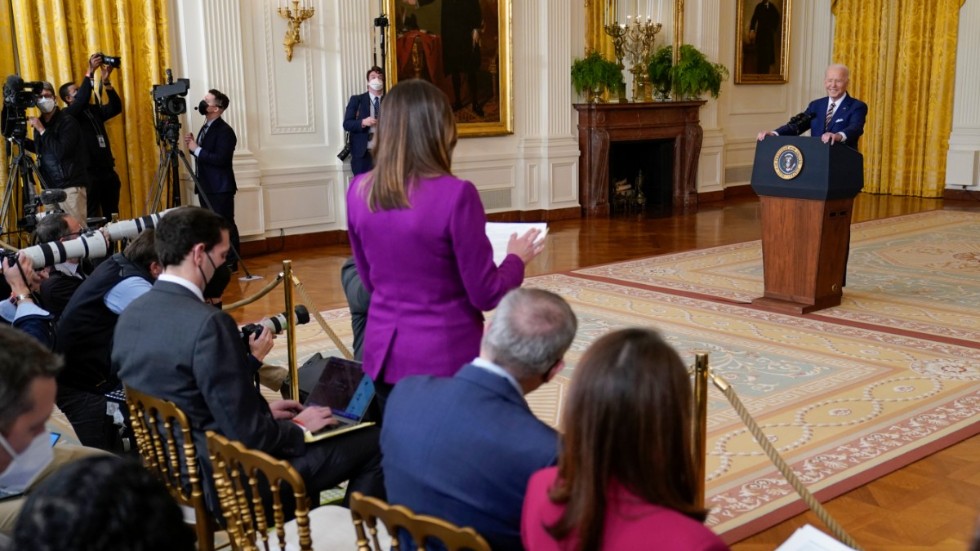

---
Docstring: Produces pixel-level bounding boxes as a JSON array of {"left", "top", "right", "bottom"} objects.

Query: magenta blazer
[{"left": 346, "top": 174, "right": 525, "bottom": 384}]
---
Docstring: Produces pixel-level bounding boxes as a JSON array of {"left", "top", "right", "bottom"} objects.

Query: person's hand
[
  {"left": 28, "top": 117, "right": 43, "bottom": 132},
  {"left": 248, "top": 326, "right": 275, "bottom": 362},
  {"left": 100, "top": 64, "right": 114, "bottom": 79},
  {"left": 270, "top": 400, "right": 304, "bottom": 420},
  {"left": 362, "top": 116, "right": 378, "bottom": 128},
  {"left": 88, "top": 53, "right": 103, "bottom": 72},
  {"left": 471, "top": 29, "right": 480, "bottom": 47},
  {"left": 821, "top": 132, "right": 842, "bottom": 145},
  {"left": 506, "top": 228, "right": 545, "bottom": 264},
  {"left": 3, "top": 253, "right": 35, "bottom": 297},
  {"left": 184, "top": 132, "right": 198, "bottom": 150},
  {"left": 293, "top": 405, "right": 339, "bottom": 433},
  {"left": 757, "top": 131, "right": 775, "bottom": 141}
]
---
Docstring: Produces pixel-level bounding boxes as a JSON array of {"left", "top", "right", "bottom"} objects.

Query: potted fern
[
  {"left": 647, "top": 44, "right": 729, "bottom": 100},
  {"left": 571, "top": 51, "right": 625, "bottom": 103}
]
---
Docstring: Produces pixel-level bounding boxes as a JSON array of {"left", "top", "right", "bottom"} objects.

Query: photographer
[
  {"left": 33, "top": 213, "right": 90, "bottom": 320},
  {"left": 24, "top": 83, "right": 88, "bottom": 226},
  {"left": 60, "top": 53, "right": 123, "bottom": 220},
  {"left": 54, "top": 230, "right": 160, "bottom": 451}
]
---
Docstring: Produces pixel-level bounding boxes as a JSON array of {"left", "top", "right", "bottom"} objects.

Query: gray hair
[
  {"left": 483, "top": 288, "right": 578, "bottom": 380},
  {"left": 0, "top": 327, "right": 62, "bottom": 434},
  {"left": 827, "top": 64, "right": 850, "bottom": 79}
]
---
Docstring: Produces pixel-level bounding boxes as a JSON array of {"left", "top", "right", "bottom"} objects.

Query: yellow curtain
[
  {"left": 831, "top": 0, "right": 963, "bottom": 197},
  {"left": 0, "top": 0, "right": 172, "bottom": 236},
  {"left": 585, "top": 0, "right": 617, "bottom": 59}
]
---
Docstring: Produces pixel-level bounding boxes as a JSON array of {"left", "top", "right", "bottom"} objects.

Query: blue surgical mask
[{"left": 0, "top": 430, "right": 55, "bottom": 495}]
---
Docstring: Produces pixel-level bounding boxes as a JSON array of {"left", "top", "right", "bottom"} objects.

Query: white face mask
[
  {"left": 37, "top": 97, "right": 56, "bottom": 114},
  {"left": 369, "top": 78, "right": 384, "bottom": 91},
  {"left": 0, "top": 430, "right": 55, "bottom": 495}
]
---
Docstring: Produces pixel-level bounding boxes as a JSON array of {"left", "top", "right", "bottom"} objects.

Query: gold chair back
[
  {"left": 125, "top": 386, "right": 218, "bottom": 551},
  {"left": 349, "top": 492, "right": 491, "bottom": 551},
  {"left": 206, "top": 430, "right": 314, "bottom": 551}
]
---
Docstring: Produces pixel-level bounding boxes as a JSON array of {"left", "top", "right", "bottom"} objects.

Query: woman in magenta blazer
[
  {"left": 522, "top": 328, "right": 729, "bottom": 551},
  {"left": 346, "top": 79, "right": 542, "bottom": 403}
]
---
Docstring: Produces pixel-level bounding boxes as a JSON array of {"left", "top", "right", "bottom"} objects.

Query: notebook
[{"left": 301, "top": 356, "right": 376, "bottom": 443}]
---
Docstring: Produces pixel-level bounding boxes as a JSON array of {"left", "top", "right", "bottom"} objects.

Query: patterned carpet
[{"left": 267, "top": 210, "right": 980, "bottom": 543}]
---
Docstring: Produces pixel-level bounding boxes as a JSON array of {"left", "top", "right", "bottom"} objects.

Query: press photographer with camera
[
  {"left": 24, "top": 82, "right": 88, "bottom": 227},
  {"left": 60, "top": 53, "right": 123, "bottom": 220},
  {"left": 32, "top": 213, "right": 90, "bottom": 320},
  {"left": 54, "top": 230, "right": 161, "bottom": 451}
]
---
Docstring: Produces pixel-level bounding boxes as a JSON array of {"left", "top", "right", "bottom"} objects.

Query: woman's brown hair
[
  {"left": 359, "top": 79, "right": 457, "bottom": 211},
  {"left": 546, "top": 328, "right": 707, "bottom": 551}
]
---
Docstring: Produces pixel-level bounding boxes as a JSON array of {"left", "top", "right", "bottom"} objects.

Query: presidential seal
[{"left": 773, "top": 145, "right": 803, "bottom": 180}]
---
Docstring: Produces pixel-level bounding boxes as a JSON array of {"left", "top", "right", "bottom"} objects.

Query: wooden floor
[{"left": 224, "top": 194, "right": 980, "bottom": 550}]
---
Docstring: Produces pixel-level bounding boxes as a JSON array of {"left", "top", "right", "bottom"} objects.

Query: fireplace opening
[{"left": 608, "top": 139, "right": 674, "bottom": 217}]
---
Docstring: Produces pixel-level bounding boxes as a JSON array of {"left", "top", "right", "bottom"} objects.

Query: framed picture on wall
[
  {"left": 735, "top": 0, "right": 791, "bottom": 84},
  {"left": 386, "top": 0, "right": 513, "bottom": 137}
]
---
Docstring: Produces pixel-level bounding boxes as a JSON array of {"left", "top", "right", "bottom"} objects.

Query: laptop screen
[{"left": 303, "top": 357, "right": 375, "bottom": 422}]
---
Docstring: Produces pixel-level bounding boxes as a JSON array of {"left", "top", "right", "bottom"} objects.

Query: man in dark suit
[
  {"left": 748, "top": 0, "right": 781, "bottom": 74},
  {"left": 758, "top": 64, "right": 868, "bottom": 150},
  {"left": 184, "top": 89, "right": 241, "bottom": 270},
  {"left": 342, "top": 66, "right": 385, "bottom": 176},
  {"left": 111, "top": 206, "right": 384, "bottom": 512},
  {"left": 380, "top": 288, "right": 577, "bottom": 550}
]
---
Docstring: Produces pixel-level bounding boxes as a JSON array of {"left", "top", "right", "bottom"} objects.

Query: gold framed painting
[
  {"left": 735, "top": 0, "right": 791, "bottom": 84},
  {"left": 386, "top": 0, "right": 513, "bottom": 137}
]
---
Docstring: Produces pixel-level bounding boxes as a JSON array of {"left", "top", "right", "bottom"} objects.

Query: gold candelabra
[
  {"left": 605, "top": 16, "right": 662, "bottom": 102},
  {"left": 278, "top": 0, "right": 315, "bottom": 62}
]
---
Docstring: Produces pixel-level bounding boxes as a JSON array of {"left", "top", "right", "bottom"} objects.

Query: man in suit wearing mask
[
  {"left": 184, "top": 89, "right": 241, "bottom": 271},
  {"left": 342, "top": 66, "right": 386, "bottom": 176}
]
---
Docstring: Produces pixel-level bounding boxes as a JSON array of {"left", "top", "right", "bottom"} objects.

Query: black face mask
[
  {"left": 201, "top": 253, "right": 232, "bottom": 301},
  {"left": 197, "top": 100, "right": 209, "bottom": 115}
]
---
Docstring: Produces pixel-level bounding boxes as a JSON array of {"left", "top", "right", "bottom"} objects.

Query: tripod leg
[
  {"left": 146, "top": 146, "right": 172, "bottom": 214},
  {"left": 175, "top": 150, "right": 254, "bottom": 278}
]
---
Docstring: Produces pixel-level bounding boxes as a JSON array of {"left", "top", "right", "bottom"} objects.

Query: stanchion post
[
  {"left": 283, "top": 260, "right": 299, "bottom": 401},
  {"left": 693, "top": 352, "right": 709, "bottom": 510}
]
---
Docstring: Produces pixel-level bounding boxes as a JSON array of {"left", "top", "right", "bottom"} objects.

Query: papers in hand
[
  {"left": 775, "top": 525, "right": 857, "bottom": 551},
  {"left": 485, "top": 222, "right": 548, "bottom": 266}
]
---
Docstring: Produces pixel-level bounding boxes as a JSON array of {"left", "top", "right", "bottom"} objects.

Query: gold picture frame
[
  {"left": 386, "top": 0, "right": 512, "bottom": 137},
  {"left": 735, "top": 0, "right": 791, "bottom": 84}
]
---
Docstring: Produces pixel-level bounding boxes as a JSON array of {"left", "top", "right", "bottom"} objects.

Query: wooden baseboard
[
  {"left": 699, "top": 184, "right": 755, "bottom": 203},
  {"left": 239, "top": 206, "right": 583, "bottom": 258},
  {"left": 943, "top": 188, "right": 980, "bottom": 201}
]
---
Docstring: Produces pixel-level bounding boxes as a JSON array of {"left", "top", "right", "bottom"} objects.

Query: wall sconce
[{"left": 278, "top": 0, "right": 315, "bottom": 62}]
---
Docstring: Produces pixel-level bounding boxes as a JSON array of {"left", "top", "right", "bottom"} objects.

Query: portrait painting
[
  {"left": 735, "top": 0, "right": 791, "bottom": 84},
  {"left": 387, "top": 0, "right": 513, "bottom": 137}
]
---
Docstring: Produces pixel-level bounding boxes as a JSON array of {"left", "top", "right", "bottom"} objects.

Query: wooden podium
[{"left": 750, "top": 137, "right": 864, "bottom": 314}]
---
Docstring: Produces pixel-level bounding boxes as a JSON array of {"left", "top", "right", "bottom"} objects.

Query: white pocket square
[{"left": 834, "top": 118, "right": 843, "bottom": 123}]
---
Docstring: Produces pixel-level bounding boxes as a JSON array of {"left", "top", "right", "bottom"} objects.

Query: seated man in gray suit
[
  {"left": 111, "top": 206, "right": 384, "bottom": 513},
  {"left": 381, "top": 288, "right": 577, "bottom": 550}
]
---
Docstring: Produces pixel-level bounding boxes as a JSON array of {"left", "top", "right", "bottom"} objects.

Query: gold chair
[
  {"left": 206, "top": 431, "right": 373, "bottom": 551},
  {"left": 125, "top": 386, "right": 220, "bottom": 551},
  {"left": 350, "top": 491, "right": 490, "bottom": 551}
]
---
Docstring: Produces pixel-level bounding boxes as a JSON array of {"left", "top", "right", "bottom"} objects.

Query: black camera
[
  {"left": 151, "top": 69, "right": 189, "bottom": 144},
  {"left": 2, "top": 75, "right": 44, "bottom": 140},
  {"left": 99, "top": 53, "right": 121, "bottom": 69},
  {"left": 17, "top": 190, "right": 67, "bottom": 232},
  {"left": 337, "top": 142, "right": 352, "bottom": 161},
  {"left": 240, "top": 305, "right": 311, "bottom": 348}
]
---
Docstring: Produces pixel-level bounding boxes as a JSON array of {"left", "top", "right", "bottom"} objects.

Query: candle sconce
[{"left": 278, "top": 0, "right": 315, "bottom": 62}]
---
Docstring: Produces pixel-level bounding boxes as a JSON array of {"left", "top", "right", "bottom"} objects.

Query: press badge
[{"left": 97, "top": 135, "right": 107, "bottom": 148}]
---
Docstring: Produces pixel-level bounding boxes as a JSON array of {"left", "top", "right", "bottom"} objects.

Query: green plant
[
  {"left": 647, "top": 44, "right": 729, "bottom": 99},
  {"left": 571, "top": 51, "right": 624, "bottom": 98}
]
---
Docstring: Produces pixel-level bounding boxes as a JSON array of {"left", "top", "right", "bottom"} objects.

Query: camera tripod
[
  {"left": 146, "top": 128, "right": 260, "bottom": 281},
  {"left": 1, "top": 138, "right": 47, "bottom": 246}
]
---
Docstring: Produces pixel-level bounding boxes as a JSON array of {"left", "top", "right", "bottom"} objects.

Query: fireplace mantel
[{"left": 574, "top": 101, "right": 706, "bottom": 217}]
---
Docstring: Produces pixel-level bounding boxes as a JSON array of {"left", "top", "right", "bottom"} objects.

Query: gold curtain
[
  {"left": 585, "top": 0, "right": 616, "bottom": 59},
  {"left": 1, "top": 0, "right": 172, "bottom": 234},
  {"left": 831, "top": 0, "right": 963, "bottom": 197}
]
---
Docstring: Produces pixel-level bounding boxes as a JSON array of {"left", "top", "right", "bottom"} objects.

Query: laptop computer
[{"left": 301, "top": 356, "right": 376, "bottom": 443}]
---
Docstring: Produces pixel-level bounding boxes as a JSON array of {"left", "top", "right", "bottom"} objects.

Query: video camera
[
  {"left": 152, "top": 69, "right": 189, "bottom": 144},
  {"left": 16, "top": 189, "right": 67, "bottom": 232},
  {"left": 16, "top": 209, "right": 174, "bottom": 270},
  {"left": 240, "top": 305, "right": 312, "bottom": 347},
  {"left": 2, "top": 75, "right": 45, "bottom": 141}
]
